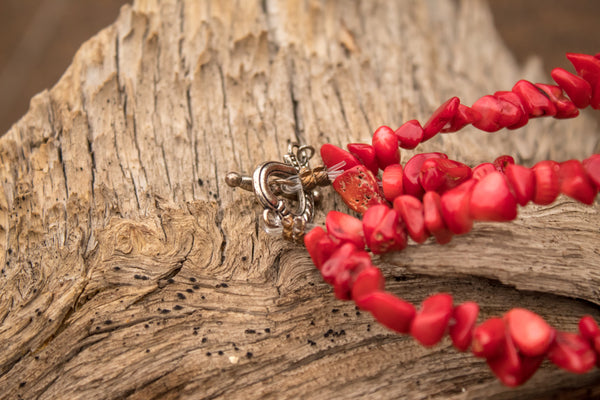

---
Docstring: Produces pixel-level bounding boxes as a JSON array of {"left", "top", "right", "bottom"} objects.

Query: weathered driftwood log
[{"left": 1, "top": 0, "right": 599, "bottom": 398}]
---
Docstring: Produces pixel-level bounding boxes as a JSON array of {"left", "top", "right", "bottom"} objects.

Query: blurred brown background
[{"left": 0, "top": 0, "right": 599, "bottom": 135}]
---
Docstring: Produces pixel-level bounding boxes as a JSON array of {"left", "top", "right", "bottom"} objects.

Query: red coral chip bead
[
  {"left": 492, "top": 95, "right": 526, "bottom": 128},
  {"left": 422, "top": 97, "right": 460, "bottom": 141},
  {"left": 472, "top": 317, "right": 506, "bottom": 359},
  {"left": 423, "top": 191, "right": 453, "bottom": 244},
  {"left": 332, "top": 165, "right": 386, "bottom": 213},
  {"left": 505, "top": 164, "right": 535, "bottom": 206},
  {"left": 535, "top": 83, "right": 579, "bottom": 119},
  {"left": 470, "top": 96, "right": 502, "bottom": 132},
  {"left": 583, "top": 154, "right": 600, "bottom": 189},
  {"left": 440, "top": 179, "right": 476, "bottom": 235},
  {"left": 487, "top": 337, "right": 544, "bottom": 387},
  {"left": 304, "top": 226, "right": 338, "bottom": 270},
  {"left": 333, "top": 250, "right": 373, "bottom": 301},
  {"left": 320, "top": 143, "right": 361, "bottom": 171},
  {"left": 517, "top": 354, "right": 546, "bottom": 386},
  {"left": 594, "top": 336, "right": 600, "bottom": 367},
  {"left": 487, "top": 335, "right": 544, "bottom": 387},
  {"left": 469, "top": 171, "right": 517, "bottom": 222},
  {"left": 504, "top": 308, "right": 555, "bottom": 357},
  {"left": 393, "top": 195, "right": 428, "bottom": 244},
  {"left": 375, "top": 208, "right": 408, "bottom": 253},
  {"left": 449, "top": 301, "right": 479, "bottom": 352},
  {"left": 419, "top": 158, "right": 472, "bottom": 193},
  {"left": 532, "top": 160, "right": 560, "bottom": 205},
  {"left": 547, "top": 331, "right": 597, "bottom": 374},
  {"left": 551, "top": 67, "right": 592, "bottom": 109},
  {"left": 382, "top": 164, "right": 404, "bottom": 202},
  {"left": 566, "top": 52, "right": 600, "bottom": 109},
  {"left": 578, "top": 315, "right": 600, "bottom": 342},
  {"left": 493, "top": 155, "right": 515, "bottom": 173},
  {"left": 471, "top": 95, "right": 523, "bottom": 132},
  {"left": 410, "top": 293, "right": 453, "bottom": 347},
  {"left": 559, "top": 160, "right": 597, "bottom": 205},
  {"left": 363, "top": 206, "right": 407, "bottom": 254},
  {"left": 320, "top": 243, "right": 358, "bottom": 285},
  {"left": 419, "top": 159, "right": 447, "bottom": 193},
  {"left": 394, "top": 120, "right": 424, "bottom": 149},
  {"left": 372, "top": 126, "right": 400, "bottom": 170},
  {"left": 351, "top": 267, "right": 385, "bottom": 301},
  {"left": 441, "top": 104, "right": 482, "bottom": 133},
  {"left": 494, "top": 91, "right": 529, "bottom": 129},
  {"left": 355, "top": 291, "right": 416, "bottom": 334},
  {"left": 472, "top": 163, "right": 497, "bottom": 181},
  {"left": 403, "top": 152, "right": 448, "bottom": 199},
  {"left": 325, "top": 210, "right": 366, "bottom": 248},
  {"left": 347, "top": 143, "right": 379, "bottom": 176},
  {"left": 362, "top": 205, "right": 389, "bottom": 247},
  {"left": 512, "top": 80, "right": 557, "bottom": 117}
]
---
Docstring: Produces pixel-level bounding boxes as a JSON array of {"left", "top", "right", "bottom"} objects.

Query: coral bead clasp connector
[{"left": 225, "top": 143, "right": 329, "bottom": 243}]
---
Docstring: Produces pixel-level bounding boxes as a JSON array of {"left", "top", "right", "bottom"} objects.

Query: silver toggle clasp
[{"left": 225, "top": 143, "right": 323, "bottom": 242}]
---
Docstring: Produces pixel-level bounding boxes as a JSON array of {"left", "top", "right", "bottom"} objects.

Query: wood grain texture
[{"left": 0, "top": 0, "right": 599, "bottom": 398}]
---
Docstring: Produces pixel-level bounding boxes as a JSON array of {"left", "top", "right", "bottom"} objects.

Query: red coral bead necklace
[{"left": 225, "top": 52, "right": 600, "bottom": 387}]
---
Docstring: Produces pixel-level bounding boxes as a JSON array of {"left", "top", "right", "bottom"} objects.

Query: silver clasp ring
[{"left": 225, "top": 144, "right": 318, "bottom": 241}]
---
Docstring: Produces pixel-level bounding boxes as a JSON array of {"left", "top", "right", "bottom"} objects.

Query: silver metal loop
[
  {"left": 284, "top": 142, "right": 315, "bottom": 170},
  {"left": 226, "top": 143, "right": 320, "bottom": 241}
]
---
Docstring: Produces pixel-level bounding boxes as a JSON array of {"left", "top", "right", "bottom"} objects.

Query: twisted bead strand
[{"left": 305, "top": 52, "right": 600, "bottom": 387}]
